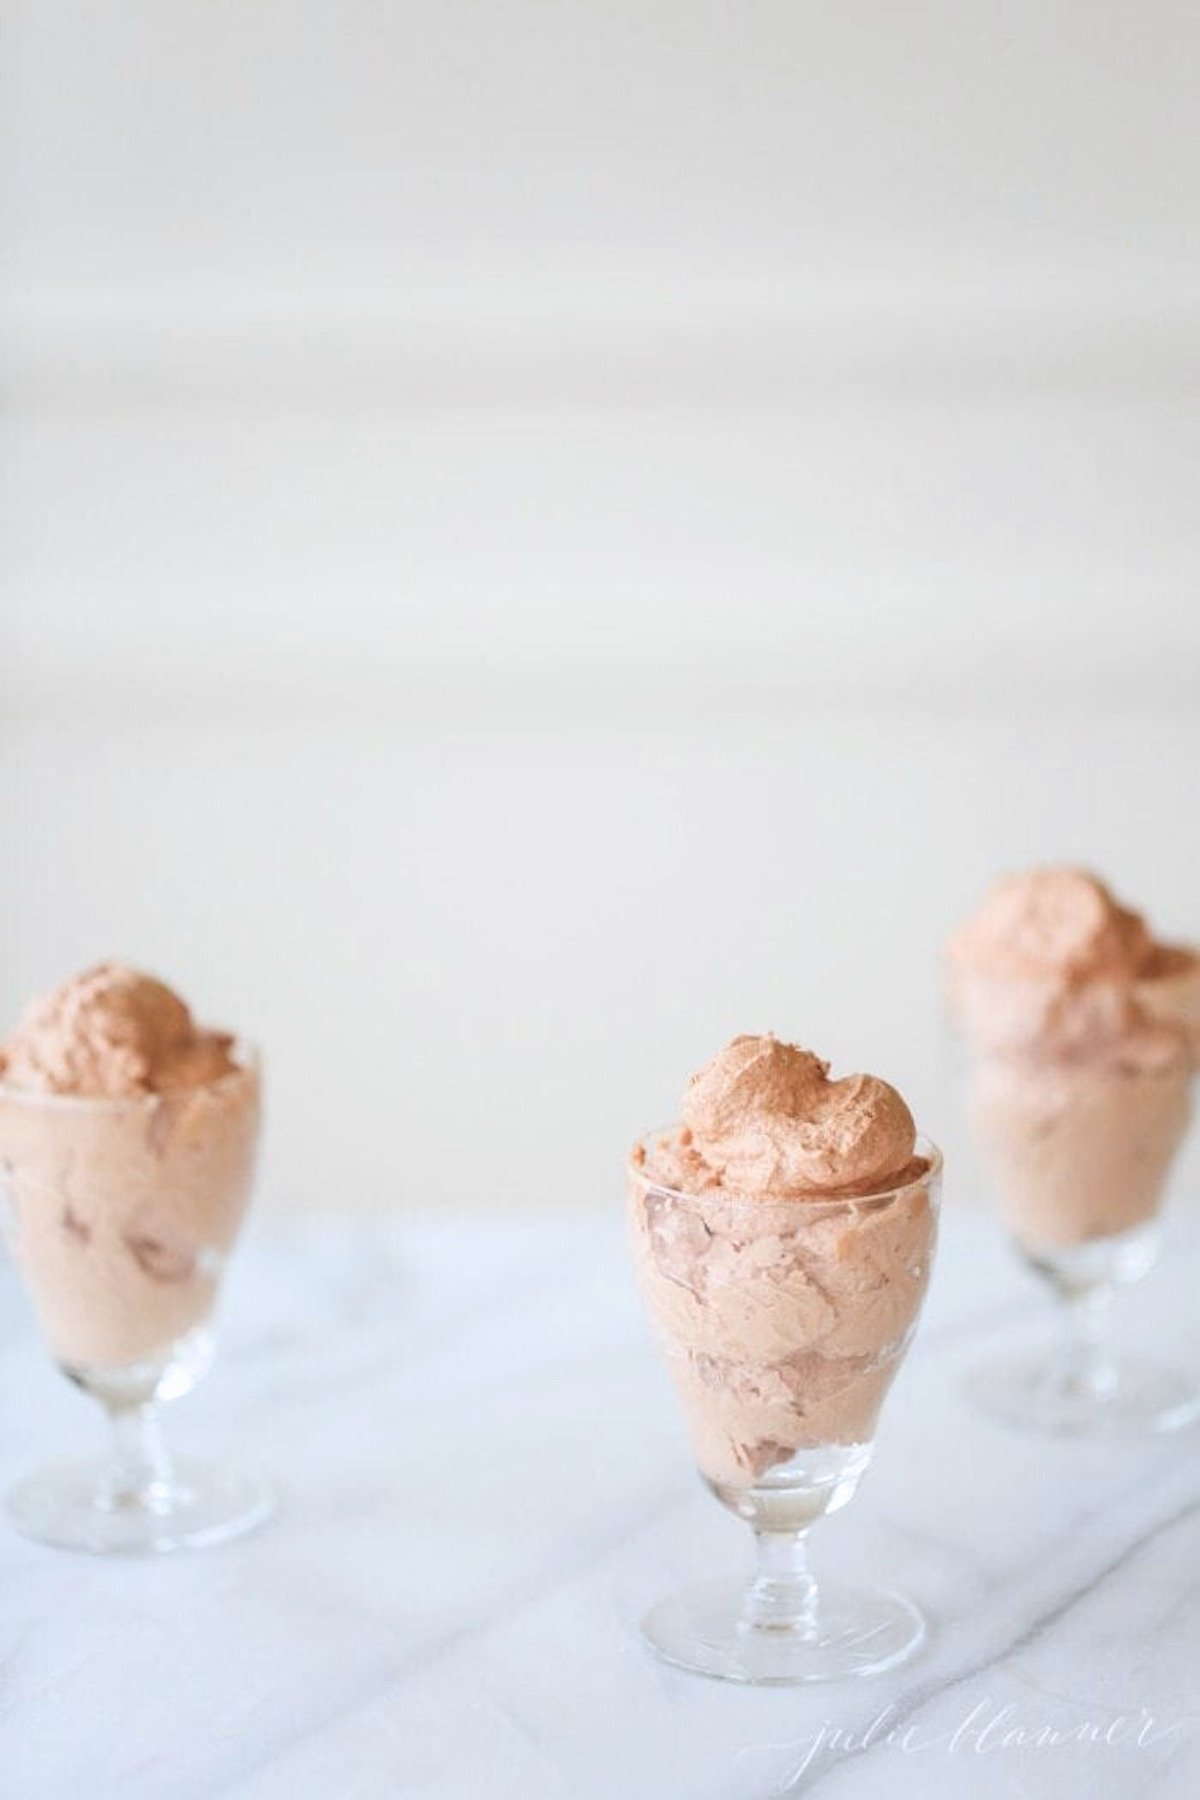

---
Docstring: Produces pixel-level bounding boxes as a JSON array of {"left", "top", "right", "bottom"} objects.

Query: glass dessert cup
[
  {"left": 955, "top": 1048, "right": 1199, "bottom": 1438},
  {"left": 0, "top": 1046, "right": 271, "bottom": 1552},
  {"left": 628, "top": 1134, "right": 941, "bottom": 1684}
]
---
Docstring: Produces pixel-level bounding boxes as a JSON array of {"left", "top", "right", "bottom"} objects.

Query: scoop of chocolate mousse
[
  {"left": 0, "top": 961, "right": 238, "bottom": 1097},
  {"left": 946, "top": 867, "right": 1192, "bottom": 1070}
]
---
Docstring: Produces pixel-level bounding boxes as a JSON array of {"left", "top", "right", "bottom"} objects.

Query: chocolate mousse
[
  {"left": 948, "top": 868, "right": 1197, "bottom": 1252},
  {"left": 628, "top": 1036, "right": 938, "bottom": 1488},
  {"left": 0, "top": 963, "right": 260, "bottom": 1371}
]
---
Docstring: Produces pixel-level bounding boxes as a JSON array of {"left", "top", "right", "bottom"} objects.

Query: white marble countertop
[{"left": 1, "top": 1207, "right": 1198, "bottom": 1800}]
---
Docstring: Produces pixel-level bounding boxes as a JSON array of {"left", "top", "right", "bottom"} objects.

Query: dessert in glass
[
  {"left": 947, "top": 868, "right": 1200, "bottom": 1436},
  {"left": 0, "top": 963, "right": 270, "bottom": 1551},
  {"left": 628, "top": 1035, "right": 941, "bottom": 1684}
]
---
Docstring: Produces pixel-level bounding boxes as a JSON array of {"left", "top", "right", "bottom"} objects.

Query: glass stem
[
  {"left": 1058, "top": 1283, "right": 1118, "bottom": 1399},
  {"left": 743, "top": 1529, "right": 818, "bottom": 1634},
  {"left": 99, "top": 1403, "right": 177, "bottom": 1513}
]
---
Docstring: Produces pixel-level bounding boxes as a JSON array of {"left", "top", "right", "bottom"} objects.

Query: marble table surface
[{"left": 1, "top": 1206, "right": 1198, "bottom": 1800}]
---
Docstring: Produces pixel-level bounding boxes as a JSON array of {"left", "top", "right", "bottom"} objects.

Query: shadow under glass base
[
  {"left": 964, "top": 1349, "right": 1200, "bottom": 1439},
  {"left": 6, "top": 1456, "right": 273, "bottom": 1553},
  {"left": 642, "top": 1577, "right": 926, "bottom": 1685}
]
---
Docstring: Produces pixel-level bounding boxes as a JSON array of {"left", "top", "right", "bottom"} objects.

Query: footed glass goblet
[
  {"left": 628, "top": 1133, "right": 941, "bottom": 1684},
  {"left": 956, "top": 1045, "right": 1198, "bottom": 1437},
  {"left": 0, "top": 1044, "right": 270, "bottom": 1552}
]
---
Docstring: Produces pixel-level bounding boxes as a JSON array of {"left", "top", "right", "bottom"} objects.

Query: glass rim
[
  {"left": 629, "top": 1126, "right": 942, "bottom": 1212},
  {"left": 0, "top": 1037, "right": 261, "bottom": 1114}
]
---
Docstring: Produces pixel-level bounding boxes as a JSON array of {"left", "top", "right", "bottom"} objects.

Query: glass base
[
  {"left": 642, "top": 1576, "right": 926, "bottom": 1684},
  {"left": 6, "top": 1455, "right": 273, "bottom": 1553},
  {"left": 965, "top": 1350, "right": 1200, "bottom": 1438}
]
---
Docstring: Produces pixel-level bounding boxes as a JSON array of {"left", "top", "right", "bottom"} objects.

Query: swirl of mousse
[
  {"left": 0, "top": 962, "right": 238, "bottom": 1097},
  {"left": 949, "top": 866, "right": 1151, "bottom": 985},
  {"left": 679, "top": 1034, "right": 918, "bottom": 1197},
  {"left": 947, "top": 868, "right": 1189, "bottom": 1070}
]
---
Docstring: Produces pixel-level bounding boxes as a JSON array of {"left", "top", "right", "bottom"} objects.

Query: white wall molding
[
  {"left": 6, "top": 281, "right": 1200, "bottom": 407},
  {"left": 5, "top": 281, "right": 1199, "bottom": 725}
]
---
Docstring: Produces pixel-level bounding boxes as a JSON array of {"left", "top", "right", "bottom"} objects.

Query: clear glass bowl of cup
[
  {"left": 951, "top": 1028, "right": 1198, "bottom": 1437},
  {"left": 628, "top": 1131, "right": 941, "bottom": 1684},
  {"left": 0, "top": 1042, "right": 270, "bottom": 1551}
]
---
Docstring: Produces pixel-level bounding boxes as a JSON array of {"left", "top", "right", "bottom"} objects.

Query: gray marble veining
[{"left": 1, "top": 1208, "right": 1197, "bottom": 1800}]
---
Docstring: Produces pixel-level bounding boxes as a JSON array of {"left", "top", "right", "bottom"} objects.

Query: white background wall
[{"left": 3, "top": 1, "right": 1198, "bottom": 1209}]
